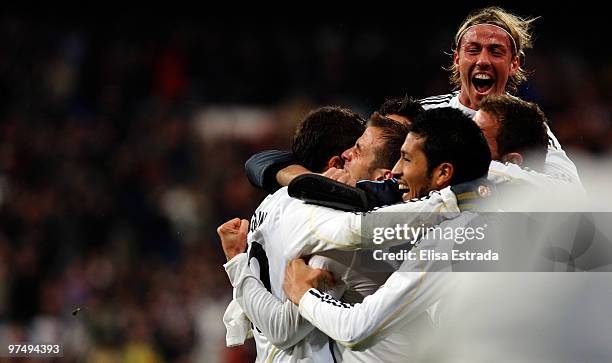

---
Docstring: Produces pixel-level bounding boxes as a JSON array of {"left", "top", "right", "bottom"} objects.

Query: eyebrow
[
  {"left": 488, "top": 43, "right": 508, "bottom": 51},
  {"left": 464, "top": 41, "right": 508, "bottom": 48},
  {"left": 464, "top": 41, "right": 481, "bottom": 46}
]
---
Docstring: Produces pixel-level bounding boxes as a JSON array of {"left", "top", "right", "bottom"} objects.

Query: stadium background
[{"left": 0, "top": 4, "right": 610, "bottom": 362}]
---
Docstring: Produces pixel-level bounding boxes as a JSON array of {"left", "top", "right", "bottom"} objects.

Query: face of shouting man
[{"left": 454, "top": 24, "right": 520, "bottom": 110}]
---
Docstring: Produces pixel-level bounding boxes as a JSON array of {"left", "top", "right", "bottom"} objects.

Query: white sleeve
[
  {"left": 282, "top": 188, "right": 459, "bottom": 258},
  {"left": 223, "top": 253, "right": 316, "bottom": 350},
  {"left": 297, "top": 271, "right": 455, "bottom": 350},
  {"left": 543, "top": 124, "right": 583, "bottom": 186}
]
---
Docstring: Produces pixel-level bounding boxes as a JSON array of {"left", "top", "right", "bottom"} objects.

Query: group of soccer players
[{"left": 217, "top": 6, "right": 585, "bottom": 362}]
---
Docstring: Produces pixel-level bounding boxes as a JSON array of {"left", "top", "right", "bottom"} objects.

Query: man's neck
[{"left": 458, "top": 90, "right": 478, "bottom": 111}]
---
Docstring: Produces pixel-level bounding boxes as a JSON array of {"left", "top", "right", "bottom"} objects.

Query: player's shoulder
[
  {"left": 419, "top": 91, "right": 458, "bottom": 109},
  {"left": 251, "top": 187, "right": 291, "bottom": 219},
  {"left": 264, "top": 186, "right": 291, "bottom": 204},
  {"left": 364, "top": 187, "right": 455, "bottom": 214}
]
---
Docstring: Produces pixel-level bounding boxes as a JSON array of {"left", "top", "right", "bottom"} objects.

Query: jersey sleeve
[
  {"left": 281, "top": 187, "right": 460, "bottom": 258},
  {"left": 244, "top": 150, "right": 296, "bottom": 193},
  {"left": 543, "top": 124, "right": 583, "bottom": 186},
  {"left": 223, "top": 253, "right": 317, "bottom": 350},
  {"left": 298, "top": 270, "right": 456, "bottom": 350}
]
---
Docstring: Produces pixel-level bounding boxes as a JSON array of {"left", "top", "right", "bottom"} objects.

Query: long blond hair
[{"left": 449, "top": 7, "right": 538, "bottom": 94}]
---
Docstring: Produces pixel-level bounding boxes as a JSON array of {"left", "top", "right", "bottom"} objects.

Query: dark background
[{"left": 0, "top": 5, "right": 610, "bottom": 362}]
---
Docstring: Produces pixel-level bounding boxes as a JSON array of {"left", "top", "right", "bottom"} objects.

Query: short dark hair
[
  {"left": 410, "top": 108, "right": 491, "bottom": 185},
  {"left": 479, "top": 95, "right": 548, "bottom": 170},
  {"left": 378, "top": 95, "right": 425, "bottom": 121},
  {"left": 367, "top": 112, "right": 410, "bottom": 171},
  {"left": 292, "top": 106, "right": 366, "bottom": 173}
]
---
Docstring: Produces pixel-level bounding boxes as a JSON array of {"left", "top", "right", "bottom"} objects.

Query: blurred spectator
[{"left": 0, "top": 9, "right": 610, "bottom": 362}]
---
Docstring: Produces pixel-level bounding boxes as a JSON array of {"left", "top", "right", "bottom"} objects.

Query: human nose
[
  {"left": 341, "top": 147, "right": 352, "bottom": 161},
  {"left": 391, "top": 159, "right": 401, "bottom": 177},
  {"left": 476, "top": 50, "right": 491, "bottom": 69}
]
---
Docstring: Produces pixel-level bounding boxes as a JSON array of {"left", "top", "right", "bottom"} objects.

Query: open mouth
[{"left": 472, "top": 73, "right": 494, "bottom": 94}]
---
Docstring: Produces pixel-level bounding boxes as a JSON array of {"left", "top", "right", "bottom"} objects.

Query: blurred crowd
[{"left": 0, "top": 10, "right": 610, "bottom": 363}]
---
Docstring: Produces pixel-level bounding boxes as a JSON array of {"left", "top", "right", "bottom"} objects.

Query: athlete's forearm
[
  {"left": 224, "top": 253, "right": 316, "bottom": 350},
  {"left": 298, "top": 271, "right": 454, "bottom": 350},
  {"left": 276, "top": 164, "right": 311, "bottom": 187}
]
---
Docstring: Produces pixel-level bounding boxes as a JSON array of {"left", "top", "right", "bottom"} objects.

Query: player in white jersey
[
  {"left": 474, "top": 94, "right": 586, "bottom": 211},
  {"left": 420, "top": 6, "right": 582, "bottom": 186},
  {"left": 222, "top": 106, "right": 366, "bottom": 362},
  {"left": 231, "top": 99, "right": 581, "bottom": 359},
  {"left": 222, "top": 108, "right": 425, "bottom": 362},
  {"left": 221, "top": 108, "right": 493, "bottom": 362},
  {"left": 244, "top": 7, "right": 580, "bottom": 198},
  {"left": 277, "top": 96, "right": 588, "bottom": 360}
]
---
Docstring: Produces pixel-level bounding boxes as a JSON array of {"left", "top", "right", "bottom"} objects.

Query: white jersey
[
  {"left": 276, "top": 186, "right": 460, "bottom": 257},
  {"left": 421, "top": 92, "right": 584, "bottom": 187},
  {"left": 240, "top": 187, "right": 336, "bottom": 363},
  {"left": 225, "top": 186, "right": 462, "bottom": 362},
  {"left": 487, "top": 160, "right": 586, "bottom": 211},
  {"left": 226, "top": 248, "right": 426, "bottom": 363},
  {"left": 297, "top": 214, "right": 475, "bottom": 361},
  {"left": 229, "top": 166, "right": 580, "bottom": 361}
]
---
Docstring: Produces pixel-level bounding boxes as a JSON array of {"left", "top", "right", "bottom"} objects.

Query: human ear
[
  {"left": 328, "top": 155, "right": 344, "bottom": 169},
  {"left": 501, "top": 152, "right": 523, "bottom": 166},
  {"left": 433, "top": 162, "right": 454, "bottom": 188}
]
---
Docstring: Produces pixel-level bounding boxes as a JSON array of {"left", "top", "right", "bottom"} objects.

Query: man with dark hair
[
  {"left": 220, "top": 105, "right": 368, "bottom": 363},
  {"left": 221, "top": 111, "right": 415, "bottom": 362},
  {"left": 246, "top": 99, "right": 418, "bottom": 192},
  {"left": 475, "top": 94, "right": 548, "bottom": 170},
  {"left": 221, "top": 108, "right": 493, "bottom": 361},
  {"left": 394, "top": 108, "right": 491, "bottom": 201},
  {"left": 291, "top": 106, "right": 365, "bottom": 173}
]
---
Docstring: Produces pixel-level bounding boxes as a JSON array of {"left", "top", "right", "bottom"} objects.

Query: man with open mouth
[{"left": 420, "top": 6, "right": 582, "bottom": 187}]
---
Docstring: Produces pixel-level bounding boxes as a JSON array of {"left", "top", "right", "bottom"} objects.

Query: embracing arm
[
  {"left": 244, "top": 150, "right": 311, "bottom": 193},
  {"left": 296, "top": 271, "right": 453, "bottom": 350},
  {"left": 224, "top": 253, "right": 324, "bottom": 350},
  {"left": 282, "top": 187, "right": 459, "bottom": 257}
]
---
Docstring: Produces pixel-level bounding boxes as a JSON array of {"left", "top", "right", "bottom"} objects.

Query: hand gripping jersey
[{"left": 224, "top": 186, "right": 461, "bottom": 362}]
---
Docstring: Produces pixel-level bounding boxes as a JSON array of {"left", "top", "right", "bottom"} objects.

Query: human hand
[
  {"left": 321, "top": 167, "right": 357, "bottom": 187},
  {"left": 217, "top": 218, "right": 249, "bottom": 261},
  {"left": 283, "top": 259, "right": 334, "bottom": 304}
]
